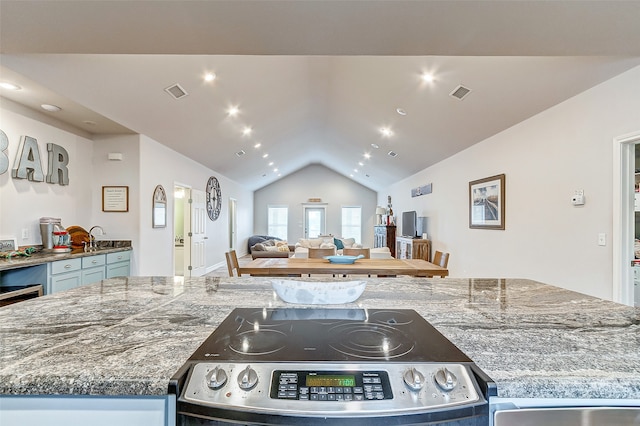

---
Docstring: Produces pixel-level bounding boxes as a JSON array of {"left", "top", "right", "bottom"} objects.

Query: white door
[
  {"left": 304, "top": 206, "right": 326, "bottom": 238},
  {"left": 229, "top": 198, "right": 237, "bottom": 251},
  {"left": 189, "top": 189, "right": 207, "bottom": 276}
]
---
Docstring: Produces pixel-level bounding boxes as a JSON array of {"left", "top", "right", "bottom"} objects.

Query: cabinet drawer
[
  {"left": 107, "top": 251, "right": 131, "bottom": 264},
  {"left": 51, "top": 258, "right": 82, "bottom": 275},
  {"left": 82, "top": 254, "right": 106, "bottom": 268}
]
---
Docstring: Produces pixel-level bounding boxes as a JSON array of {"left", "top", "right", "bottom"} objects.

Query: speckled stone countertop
[
  {"left": 0, "top": 276, "right": 638, "bottom": 400},
  {"left": 0, "top": 241, "right": 132, "bottom": 271}
]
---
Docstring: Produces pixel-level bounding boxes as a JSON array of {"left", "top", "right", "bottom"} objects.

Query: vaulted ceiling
[{"left": 2, "top": 1, "right": 640, "bottom": 191}]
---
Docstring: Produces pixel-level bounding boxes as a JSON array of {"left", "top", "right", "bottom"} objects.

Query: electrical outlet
[{"left": 21, "top": 228, "right": 29, "bottom": 239}]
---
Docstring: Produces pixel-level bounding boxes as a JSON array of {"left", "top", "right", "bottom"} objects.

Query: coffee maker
[{"left": 40, "top": 217, "right": 71, "bottom": 253}]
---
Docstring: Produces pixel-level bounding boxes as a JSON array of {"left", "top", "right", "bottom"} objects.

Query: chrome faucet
[{"left": 88, "top": 226, "right": 106, "bottom": 251}]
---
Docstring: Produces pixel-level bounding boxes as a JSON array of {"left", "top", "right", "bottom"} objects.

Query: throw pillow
[
  {"left": 263, "top": 239, "right": 276, "bottom": 246},
  {"left": 340, "top": 237, "right": 356, "bottom": 248},
  {"left": 265, "top": 246, "right": 279, "bottom": 252},
  {"left": 276, "top": 241, "right": 290, "bottom": 252},
  {"left": 252, "top": 243, "right": 266, "bottom": 251},
  {"left": 334, "top": 237, "right": 344, "bottom": 250}
]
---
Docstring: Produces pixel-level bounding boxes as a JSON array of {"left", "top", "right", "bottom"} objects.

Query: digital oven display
[{"left": 305, "top": 374, "right": 356, "bottom": 387}]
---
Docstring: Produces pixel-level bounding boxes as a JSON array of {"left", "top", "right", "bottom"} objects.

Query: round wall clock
[{"left": 206, "top": 176, "right": 222, "bottom": 221}]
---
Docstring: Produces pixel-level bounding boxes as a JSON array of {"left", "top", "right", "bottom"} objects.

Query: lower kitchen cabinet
[
  {"left": 49, "top": 258, "right": 83, "bottom": 294},
  {"left": 48, "top": 251, "right": 131, "bottom": 294},
  {"left": 81, "top": 254, "right": 107, "bottom": 285},
  {"left": 106, "top": 251, "right": 131, "bottom": 278}
]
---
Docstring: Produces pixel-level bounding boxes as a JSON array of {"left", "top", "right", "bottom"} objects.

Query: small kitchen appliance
[
  {"left": 170, "top": 308, "right": 496, "bottom": 425},
  {"left": 52, "top": 226, "right": 71, "bottom": 253},
  {"left": 39, "top": 217, "right": 62, "bottom": 251}
]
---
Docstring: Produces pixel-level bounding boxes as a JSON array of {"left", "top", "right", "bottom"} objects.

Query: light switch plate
[{"left": 598, "top": 233, "right": 606, "bottom": 246}]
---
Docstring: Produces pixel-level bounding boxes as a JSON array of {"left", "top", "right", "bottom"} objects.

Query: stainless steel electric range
[{"left": 169, "top": 308, "right": 496, "bottom": 425}]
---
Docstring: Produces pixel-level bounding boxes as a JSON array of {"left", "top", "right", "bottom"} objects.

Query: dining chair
[
  {"left": 431, "top": 251, "right": 450, "bottom": 278},
  {"left": 342, "top": 247, "right": 371, "bottom": 277},
  {"left": 225, "top": 250, "right": 242, "bottom": 277},
  {"left": 308, "top": 247, "right": 337, "bottom": 258},
  {"left": 342, "top": 247, "right": 371, "bottom": 258}
]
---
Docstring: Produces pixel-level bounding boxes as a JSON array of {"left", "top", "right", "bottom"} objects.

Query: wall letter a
[{"left": 12, "top": 135, "right": 44, "bottom": 182}]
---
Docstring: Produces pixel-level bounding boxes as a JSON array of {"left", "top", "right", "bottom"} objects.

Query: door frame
[
  {"left": 228, "top": 197, "right": 237, "bottom": 251},
  {"left": 302, "top": 204, "right": 327, "bottom": 238},
  {"left": 612, "top": 130, "right": 640, "bottom": 306}
]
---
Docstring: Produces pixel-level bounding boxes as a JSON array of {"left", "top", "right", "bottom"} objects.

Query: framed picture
[
  {"left": 469, "top": 174, "right": 505, "bottom": 229},
  {"left": 152, "top": 185, "right": 167, "bottom": 228},
  {"left": 102, "top": 186, "right": 129, "bottom": 212}
]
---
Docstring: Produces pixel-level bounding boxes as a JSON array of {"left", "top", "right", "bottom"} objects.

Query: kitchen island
[{"left": 0, "top": 276, "right": 638, "bottom": 424}]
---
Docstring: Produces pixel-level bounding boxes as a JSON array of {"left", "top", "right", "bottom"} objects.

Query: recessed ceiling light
[
  {"left": 41, "top": 104, "right": 61, "bottom": 112},
  {"left": 354, "top": 169, "right": 359, "bottom": 173},
  {"left": 268, "top": 162, "right": 274, "bottom": 166},
  {"left": 273, "top": 168, "right": 278, "bottom": 172},
  {"left": 370, "top": 144, "right": 379, "bottom": 149},
  {"left": 421, "top": 72, "right": 435, "bottom": 83},
  {"left": 358, "top": 162, "right": 364, "bottom": 167},
  {"left": 380, "top": 127, "right": 393, "bottom": 137},
  {"left": 254, "top": 142, "right": 261, "bottom": 149},
  {"left": 262, "top": 153, "right": 269, "bottom": 158},
  {"left": 204, "top": 73, "right": 216, "bottom": 82},
  {"left": 227, "top": 106, "right": 239, "bottom": 117},
  {"left": 242, "top": 127, "right": 252, "bottom": 136},
  {"left": 350, "top": 174, "right": 354, "bottom": 177},
  {"left": 396, "top": 108, "right": 407, "bottom": 116},
  {"left": 364, "top": 153, "right": 371, "bottom": 159},
  {"left": 0, "top": 82, "right": 21, "bottom": 90}
]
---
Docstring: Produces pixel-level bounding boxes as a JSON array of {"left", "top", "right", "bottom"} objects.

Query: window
[
  {"left": 341, "top": 206, "right": 362, "bottom": 244},
  {"left": 267, "top": 206, "right": 288, "bottom": 240}
]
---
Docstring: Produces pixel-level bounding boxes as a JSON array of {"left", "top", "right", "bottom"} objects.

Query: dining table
[{"left": 239, "top": 257, "right": 449, "bottom": 277}]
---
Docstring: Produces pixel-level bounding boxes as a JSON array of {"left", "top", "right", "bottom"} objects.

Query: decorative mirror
[{"left": 152, "top": 185, "right": 167, "bottom": 228}]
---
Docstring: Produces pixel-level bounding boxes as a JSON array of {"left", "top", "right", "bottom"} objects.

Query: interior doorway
[
  {"left": 173, "top": 184, "right": 190, "bottom": 276},
  {"left": 613, "top": 131, "right": 640, "bottom": 307},
  {"left": 303, "top": 205, "right": 326, "bottom": 238}
]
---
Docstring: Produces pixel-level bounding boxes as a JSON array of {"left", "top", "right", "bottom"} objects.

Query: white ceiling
[{"left": 1, "top": 1, "right": 640, "bottom": 191}]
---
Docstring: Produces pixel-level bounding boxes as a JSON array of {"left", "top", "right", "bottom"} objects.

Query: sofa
[
  {"left": 293, "top": 236, "right": 392, "bottom": 259},
  {"left": 248, "top": 235, "right": 295, "bottom": 259}
]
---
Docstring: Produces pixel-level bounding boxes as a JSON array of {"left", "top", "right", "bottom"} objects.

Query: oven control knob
[
  {"left": 403, "top": 367, "right": 425, "bottom": 391},
  {"left": 205, "top": 366, "right": 228, "bottom": 390},
  {"left": 434, "top": 367, "right": 458, "bottom": 391},
  {"left": 237, "top": 365, "right": 258, "bottom": 390}
]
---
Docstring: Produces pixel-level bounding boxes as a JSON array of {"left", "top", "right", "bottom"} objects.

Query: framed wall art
[
  {"left": 102, "top": 186, "right": 129, "bottom": 212},
  {"left": 152, "top": 185, "right": 167, "bottom": 228},
  {"left": 469, "top": 174, "right": 505, "bottom": 230}
]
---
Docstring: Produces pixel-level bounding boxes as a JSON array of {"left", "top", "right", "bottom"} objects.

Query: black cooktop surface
[{"left": 187, "top": 308, "right": 472, "bottom": 363}]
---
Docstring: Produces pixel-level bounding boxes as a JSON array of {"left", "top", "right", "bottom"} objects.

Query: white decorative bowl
[{"left": 270, "top": 280, "right": 367, "bottom": 305}]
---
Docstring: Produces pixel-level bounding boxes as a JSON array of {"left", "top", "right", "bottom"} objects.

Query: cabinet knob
[{"left": 64, "top": 264, "right": 72, "bottom": 269}]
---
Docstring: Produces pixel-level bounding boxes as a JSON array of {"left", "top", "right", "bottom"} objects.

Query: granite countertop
[
  {"left": 0, "top": 276, "right": 638, "bottom": 400},
  {"left": 0, "top": 242, "right": 132, "bottom": 272}
]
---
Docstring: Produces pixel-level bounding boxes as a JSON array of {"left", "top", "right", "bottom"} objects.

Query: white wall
[
  {"left": 382, "top": 65, "right": 640, "bottom": 301},
  {"left": 1, "top": 103, "right": 254, "bottom": 276},
  {"left": 254, "top": 164, "right": 378, "bottom": 247},
  {"left": 0, "top": 102, "right": 94, "bottom": 245}
]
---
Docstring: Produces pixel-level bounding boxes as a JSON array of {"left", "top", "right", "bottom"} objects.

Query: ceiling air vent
[
  {"left": 388, "top": 151, "right": 398, "bottom": 157},
  {"left": 164, "top": 83, "right": 188, "bottom": 100},
  {"left": 235, "top": 150, "right": 246, "bottom": 157},
  {"left": 449, "top": 85, "right": 472, "bottom": 100}
]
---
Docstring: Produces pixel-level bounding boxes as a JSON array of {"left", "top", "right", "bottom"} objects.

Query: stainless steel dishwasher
[{"left": 494, "top": 406, "right": 640, "bottom": 425}]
